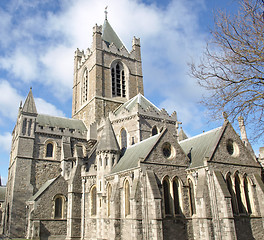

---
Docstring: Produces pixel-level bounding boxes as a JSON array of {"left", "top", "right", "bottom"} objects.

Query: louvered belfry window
[{"left": 112, "top": 63, "right": 126, "bottom": 97}]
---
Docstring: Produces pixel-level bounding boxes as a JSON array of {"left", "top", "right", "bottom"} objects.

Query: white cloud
[
  {"left": 0, "top": 132, "right": 12, "bottom": 152},
  {"left": 35, "top": 98, "right": 65, "bottom": 117},
  {"left": 0, "top": 50, "right": 38, "bottom": 82},
  {"left": 0, "top": 80, "right": 23, "bottom": 120},
  {"left": 0, "top": 0, "right": 209, "bottom": 131}
]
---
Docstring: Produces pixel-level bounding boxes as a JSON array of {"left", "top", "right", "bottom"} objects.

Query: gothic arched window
[
  {"left": 173, "top": 178, "right": 180, "bottom": 215},
  {"left": 46, "top": 143, "right": 53, "bottom": 158},
  {"left": 124, "top": 180, "right": 130, "bottom": 216},
  {"left": 111, "top": 62, "right": 126, "bottom": 97},
  {"left": 83, "top": 68, "right": 88, "bottom": 103},
  {"left": 91, "top": 186, "right": 97, "bottom": 216},
  {"left": 152, "top": 126, "right": 158, "bottom": 136},
  {"left": 107, "top": 184, "right": 112, "bottom": 217},
  {"left": 188, "top": 179, "right": 196, "bottom": 216},
  {"left": 120, "top": 128, "right": 127, "bottom": 149},
  {"left": 226, "top": 174, "right": 237, "bottom": 214},
  {"left": 54, "top": 196, "right": 63, "bottom": 218},
  {"left": 235, "top": 174, "right": 244, "bottom": 213},
  {"left": 244, "top": 177, "right": 252, "bottom": 214},
  {"left": 162, "top": 178, "right": 171, "bottom": 215}
]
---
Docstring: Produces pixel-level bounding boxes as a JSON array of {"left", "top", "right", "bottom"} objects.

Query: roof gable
[{"left": 114, "top": 93, "right": 160, "bottom": 115}]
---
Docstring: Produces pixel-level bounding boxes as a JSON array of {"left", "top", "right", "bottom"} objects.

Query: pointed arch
[
  {"left": 91, "top": 185, "right": 97, "bottom": 216},
  {"left": 162, "top": 176, "right": 171, "bottom": 215},
  {"left": 188, "top": 178, "right": 196, "bottom": 216},
  {"left": 152, "top": 126, "right": 158, "bottom": 136},
  {"left": 243, "top": 176, "right": 252, "bottom": 214},
  {"left": 172, "top": 177, "right": 181, "bottom": 215},
  {"left": 226, "top": 173, "right": 237, "bottom": 214},
  {"left": 234, "top": 173, "right": 244, "bottom": 213},
  {"left": 111, "top": 62, "right": 126, "bottom": 97},
  {"left": 124, "top": 180, "right": 130, "bottom": 216}
]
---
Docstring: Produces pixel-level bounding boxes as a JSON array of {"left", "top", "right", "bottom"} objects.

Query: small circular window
[
  {"left": 226, "top": 139, "right": 239, "bottom": 157},
  {"left": 162, "top": 142, "right": 175, "bottom": 159}
]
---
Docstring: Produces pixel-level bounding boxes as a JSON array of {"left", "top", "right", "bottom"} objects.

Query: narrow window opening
[
  {"left": 226, "top": 175, "right": 237, "bottom": 214},
  {"left": 46, "top": 143, "right": 53, "bottom": 158},
  {"left": 188, "top": 179, "right": 196, "bottom": 215},
  {"left": 244, "top": 177, "right": 252, "bottom": 214},
  {"left": 83, "top": 69, "right": 88, "bottom": 103},
  {"left": 163, "top": 178, "right": 171, "bottom": 215},
  {"left": 55, "top": 197, "right": 63, "bottom": 218},
  {"left": 173, "top": 179, "right": 180, "bottom": 215},
  {"left": 91, "top": 186, "right": 97, "bottom": 216},
  {"left": 107, "top": 184, "right": 112, "bottom": 217},
  {"left": 22, "top": 118, "right": 27, "bottom": 135},
  {"left": 111, "top": 62, "right": 126, "bottom": 97},
  {"left": 235, "top": 175, "right": 244, "bottom": 213},
  {"left": 124, "top": 180, "right": 130, "bottom": 216},
  {"left": 152, "top": 126, "right": 158, "bottom": 136},
  {"left": 120, "top": 129, "right": 127, "bottom": 150},
  {"left": 27, "top": 119, "right": 32, "bottom": 136}
]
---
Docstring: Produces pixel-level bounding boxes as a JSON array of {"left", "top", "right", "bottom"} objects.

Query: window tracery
[{"left": 111, "top": 62, "right": 126, "bottom": 97}]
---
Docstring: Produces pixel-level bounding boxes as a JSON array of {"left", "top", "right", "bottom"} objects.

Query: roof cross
[{"left": 104, "top": 6, "right": 108, "bottom": 20}]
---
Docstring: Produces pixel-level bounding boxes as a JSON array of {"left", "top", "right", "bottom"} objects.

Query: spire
[
  {"left": 22, "top": 88, "right": 37, "bottom": 114},
  {"left": 97, "top": 118, "right": 120, "bottom": 152},
  {"left": 102, "top": 17, "right": 125, "bottom": 49}
]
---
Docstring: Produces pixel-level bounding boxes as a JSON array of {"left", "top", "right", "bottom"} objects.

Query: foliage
[{"left": 190, "top": 0, "right": 264, "bottom": 141}]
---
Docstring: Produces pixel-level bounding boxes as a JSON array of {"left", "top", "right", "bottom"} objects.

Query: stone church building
[{"left": 2, "top": 15, "right": 264, "bottom": 240}]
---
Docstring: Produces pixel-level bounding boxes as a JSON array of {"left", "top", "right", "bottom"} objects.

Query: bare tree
[{"left": 190, "top": 0, "right": 264, "bottom": 141}]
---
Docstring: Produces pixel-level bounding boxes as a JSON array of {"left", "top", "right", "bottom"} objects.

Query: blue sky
[{"left": 0, "top": 0, "right": 258, "bottom": 185}]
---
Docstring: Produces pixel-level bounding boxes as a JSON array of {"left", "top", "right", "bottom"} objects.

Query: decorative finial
[
  {"left": 30, "top": 86, "right": 32, "bottom": 90},
  {"left": 222, "top": 111, "right": 228, "bottom": 120},
  {"left": 104, "top": 6, "right": 108, "bottom": 20}
]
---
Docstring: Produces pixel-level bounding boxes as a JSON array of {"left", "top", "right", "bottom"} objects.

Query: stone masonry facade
[{"left": 2, "top": 16, "right": 264, "bottom": 240}]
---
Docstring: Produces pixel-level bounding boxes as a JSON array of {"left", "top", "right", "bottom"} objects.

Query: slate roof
[
  {"left": 114, "top": 93, "right": 160, "bottom": 115},
  {"left": 179, "top": 127, "right": 223, "bottom": 168},
  {"left": 37, "top": 114, "right": 87, "bottom": 132},
  {"left": 28, "top": 177, "right": 57, "bottom": 201},
  {"left": 111, "top": 133, "right": 161, "bottom": 174},
  {"left": 0, "top": 186, "right": 6, "bottom": 202},
  {"left": 22, "top": 88, "right": 37, "bottom": 114},
  {"left": 102, "top": 19, "right": 125, "bottom": 49},
  {"left": 97, "top": 118, "right": 120, "bottom": 152}
]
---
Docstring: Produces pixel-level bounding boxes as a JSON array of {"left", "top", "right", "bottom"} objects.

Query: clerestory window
[{"left": 111, "top": 62, "right": 126, "bottom": 97}]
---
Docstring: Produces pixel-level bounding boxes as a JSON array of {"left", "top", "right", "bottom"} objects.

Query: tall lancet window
[
  {"left": 83, "top": 68, "right": 88, "bottom": 103},
  {"left": 111, "top": 62, "right": 126, "bottom": 97}
]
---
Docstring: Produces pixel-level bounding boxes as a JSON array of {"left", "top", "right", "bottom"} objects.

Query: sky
[{"left": 0, "top": 0, "right": 259, "bottom": 185}]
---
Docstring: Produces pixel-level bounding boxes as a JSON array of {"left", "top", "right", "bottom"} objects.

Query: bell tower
[{"left": 72, "top": 16, "right": 144, "bottom": 127}]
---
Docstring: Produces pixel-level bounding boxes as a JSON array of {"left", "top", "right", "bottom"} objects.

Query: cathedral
[{"left": 2, "top": 14, "right": 264, "bottom": 240}]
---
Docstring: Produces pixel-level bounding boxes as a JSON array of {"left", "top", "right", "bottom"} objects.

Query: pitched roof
[
  {"left": 36, "top": 114, "right": 87, "bottom": 132},
  {"left": 97, "top": 118, "right": 120, "bottom": 152},
  {"left": 179, "top": 127, "right": 223, "bottom": 168},
  {"left": 0, "top": 186, "right": 6, "bottom": 202},
  {"left": 102, "top": 19, "right": 125, "bottom": 49},
  {"left": 111, "top": 133, "right": 161, "bottom": 174},
  {"left": 28, "top": 177, "right": 57, "bottom": 201},
  {"left": 22, "top": 88, "right": 37, "bottom": 114},
  {"left": 114, "top": 93, "right": 160, "bottom": 115}
]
